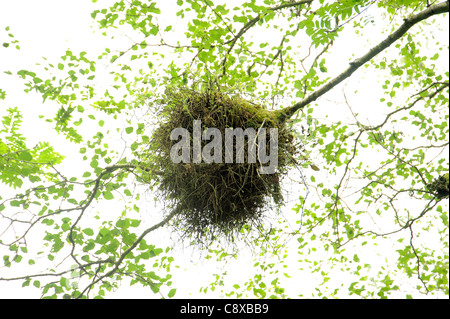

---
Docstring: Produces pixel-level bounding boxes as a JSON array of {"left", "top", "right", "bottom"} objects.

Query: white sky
[{"left": 0, "top": 0, "right": 448, "bottom": 299}]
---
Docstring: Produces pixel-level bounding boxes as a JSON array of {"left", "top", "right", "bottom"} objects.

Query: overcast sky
[{"left": 0, "top": 0, "right": 448, "bottom": 299}]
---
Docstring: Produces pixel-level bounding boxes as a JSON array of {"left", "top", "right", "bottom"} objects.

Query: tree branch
[
  {"left": 77, "top": 207, "right": 180, "bottom": 298},
  {"left": 280, "top": 1, "right": 450, "bottom": 121},
  {"left": 220, "top": 0, "right": 313, "bottom": 75}
]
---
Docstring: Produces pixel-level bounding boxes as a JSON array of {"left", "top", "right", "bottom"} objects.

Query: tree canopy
[{"left": 0, "top": 0, "right": 448, "bottom": 299}]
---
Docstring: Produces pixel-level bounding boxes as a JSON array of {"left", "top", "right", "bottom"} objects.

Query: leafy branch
[
  {"left": 77, "top": 207, "right": 179, "bottom": 298},
  {"left": 0, "top": 160, "right": 175, "bottom": 298},
  {"left": 220, "top": 0, "right": 313, "bottom": 76},
  {"left": 280, "top": 1, "right": 450, "bottom": 120}
]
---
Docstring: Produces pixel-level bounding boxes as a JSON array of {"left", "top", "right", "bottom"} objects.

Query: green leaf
[
  {"left": 83, "top": 228, "right": 94, "bottom": 236},
  {"left": 124, "top": 189, "right": 132, "bottom": 197},
  {"left": 90, "top": 158, "right": 98, "bottom": 168},
  {"left": 168, "top": 288, "right": 176, "bottom": 298},
  {"left": 82, "top": 171, "right": 91, "bottom": 178},
  {"left": 125, "top": 127, "right": 133, "bottom": 134},
  {"left": 18, "top": 151, "right": 33, "bottom": 161},
  {"left": 10, "top": 200, "right": 21, "bottom": 207},
  {"left": 62, "top": 222, "right": 70, "bottom": 232},
  {"left": 150, "top": 284, "right": 160, "bottom": 293},
  {"left": 103, "top": 190, "right": 114, "bottom": 200},
  {"left": 60, "top": 277, "right": 69, "bottom": 288},
  {"left": 131, "top": 219, "right": 140, "bottom": 227}
]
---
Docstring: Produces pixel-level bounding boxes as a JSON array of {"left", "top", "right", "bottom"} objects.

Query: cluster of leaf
[
  {"left": 2, "top": 26, "right": 20, "bottom": 50},
  {"left": 0, "top": 107, "right": 64, "bottom": 188},
  {"left": 0, "top": 22, "right": 177, "bottom": 298}
]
